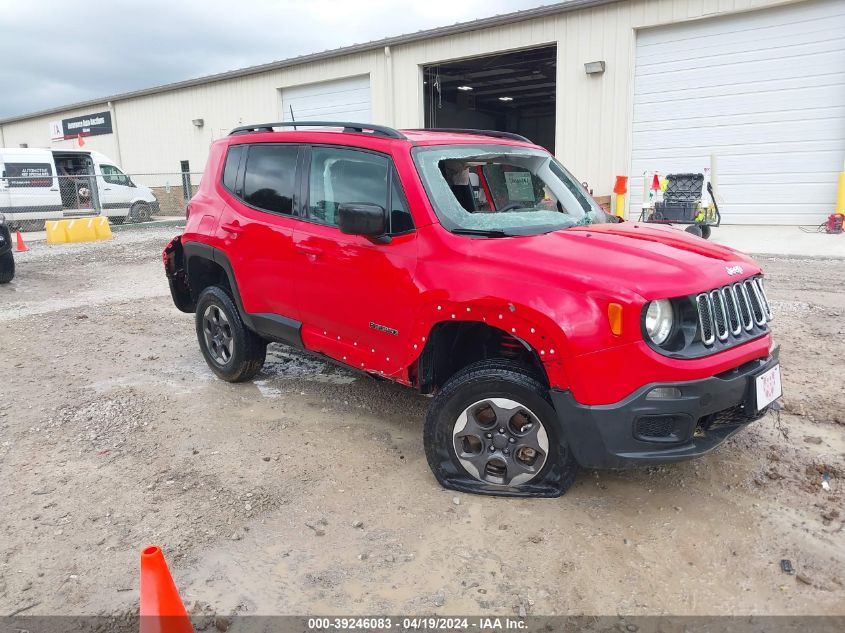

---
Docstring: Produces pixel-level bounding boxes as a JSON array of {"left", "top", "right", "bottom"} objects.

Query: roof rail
[
  {"left": 407, "top": 128, "right": 532, "bottom": 143},
  {"left": 228, "top": 121, "right": 406, "bottom": 139}
]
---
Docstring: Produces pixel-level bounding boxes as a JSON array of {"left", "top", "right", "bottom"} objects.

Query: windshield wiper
[{"left": 451, "top": 228, "right": 511, "bottom": 238}]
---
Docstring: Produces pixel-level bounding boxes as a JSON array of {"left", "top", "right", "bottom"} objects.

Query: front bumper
[{"left": 551, "top": 347, "right": 780, "bottom": 469}]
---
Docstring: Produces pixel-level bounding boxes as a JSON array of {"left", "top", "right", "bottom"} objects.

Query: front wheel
[
  {"left": 0, "top": 251, "right": 15, "bottom": 284},
  {"left": 195, "top": 286, "right": 266, "bottom": 382},
  {"left": 424, "top": 360, "right": 578, "bottom": 497},
  {"left": 129, "top": 202, "right": 151, "bottom": 223}
]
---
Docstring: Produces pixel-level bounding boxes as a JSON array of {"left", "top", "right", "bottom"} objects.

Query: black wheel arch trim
[{"left": 181, "top": 240, "right": 303, "bottom": 347}]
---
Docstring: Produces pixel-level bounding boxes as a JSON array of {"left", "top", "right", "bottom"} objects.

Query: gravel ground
[{"left": 0, "top": 226, "right": 843, "bottom": 617}]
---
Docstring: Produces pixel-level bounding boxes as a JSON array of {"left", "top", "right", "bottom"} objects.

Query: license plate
[{"left": 754, "top": 364, "right": 782, "bottom": 411}]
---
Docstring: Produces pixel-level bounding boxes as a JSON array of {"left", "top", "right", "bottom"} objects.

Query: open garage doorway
[{"left": 423, "top": 45, "right": 556, "bottom": 152}]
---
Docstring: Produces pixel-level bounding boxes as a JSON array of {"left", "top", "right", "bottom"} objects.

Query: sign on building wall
[{"left": 49, "top": 111, "right": 113, "bottom": 140}]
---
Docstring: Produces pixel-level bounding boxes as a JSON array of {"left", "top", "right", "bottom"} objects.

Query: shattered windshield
[{"left": 412, "top": 144, "right": 608, "bottom": 236}]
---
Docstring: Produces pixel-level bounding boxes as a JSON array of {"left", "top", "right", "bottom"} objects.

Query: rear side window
[
  {"left": 222, "top": 145, "right": 245, "bottom": 192},
  {"left": 242, "top": 145, "right": 299, "bottom": 214},
  {"left": 3, "top": 162, "right": 53, "bottom": 187}
]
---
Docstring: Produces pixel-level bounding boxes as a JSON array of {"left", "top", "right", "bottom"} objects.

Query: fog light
[{"left": 646, "top": 387, "right": 682, "bottom": 400}]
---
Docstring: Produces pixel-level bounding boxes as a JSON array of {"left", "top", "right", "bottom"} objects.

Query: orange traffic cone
[
  {"left": 140, "top": 546, "right": 193, "bottom": 633},
  {"left": 15, "top": 231, "right": 28, "bottom": 252}
]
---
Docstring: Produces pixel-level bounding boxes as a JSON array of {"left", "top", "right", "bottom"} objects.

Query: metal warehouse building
[{"left": 1, "top": 0, "right": 843, "bottom": 224}]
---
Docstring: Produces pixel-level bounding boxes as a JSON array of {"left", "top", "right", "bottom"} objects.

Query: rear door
[
  {"left": 0, "top": 156, "right": 10, "bottom": 210},
  {"left": 2, "top": 153, "right": 61, "bottom": 221},
  {"left": 215, "top": 142, "right": 303, "bottom": 334}
]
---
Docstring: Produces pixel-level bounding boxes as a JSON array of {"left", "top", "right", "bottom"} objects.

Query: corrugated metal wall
[{"left": 0, "top": 0, "right": 802, "bottom": 197}]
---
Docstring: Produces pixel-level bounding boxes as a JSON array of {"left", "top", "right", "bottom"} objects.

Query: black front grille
[
  {"left": 696, "top": 276, "right": 772, "bottom": 348},
  {"left": 710, "top": 290, "right": 728, "bottom": 340},
  {"left": 697, "top": 403, "right": 767, "bottom": 433}
]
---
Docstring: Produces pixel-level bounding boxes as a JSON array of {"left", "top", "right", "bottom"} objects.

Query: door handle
[
  {"left": 104, "top": 188, "right": 112, "bottom": 191},
  {"left": 296, "top": 244, "right": 322, "bottom": 256},
  {"left": 221, "top": 221, "right": 245, "bottom": 235}
]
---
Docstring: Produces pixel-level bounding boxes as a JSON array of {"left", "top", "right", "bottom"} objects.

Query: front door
[
  {"left": 293, "top": 145, "right": 419, "bottom": 378},
  {"left": 214, "top": 142, "right": 303, "bottom": 338},
  {"left": 98, "top": 163, "right": 133, "bottom": 217}
]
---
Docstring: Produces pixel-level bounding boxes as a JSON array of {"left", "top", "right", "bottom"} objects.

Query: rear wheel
[
  {"left": 699, "top": 225, "right": 712, "bottom": 239},
  {"left": 685, "top": 224, "right": 703, "bottom": 237},
  {"left": 424, "top": 359, "right": 578, "bottom": 497},
  {"left": 195, "top": 286, "right": 266, "bottom": 382},
  {"left": 0, "top": 251, "right": 14, "bottom": 284}
]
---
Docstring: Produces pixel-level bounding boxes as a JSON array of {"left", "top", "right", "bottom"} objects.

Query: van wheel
[
  {"left": 129, "top": 202, "right": 151, "bottom": 223},
  {"left": 195, "top": 286, "right": 266, "bottom": 382},
  {"left": 0, "top": 252, "right": 15, "bottom": 284},
  {"left": 424, "top": 359, "right": 578, "bottom": 497}
]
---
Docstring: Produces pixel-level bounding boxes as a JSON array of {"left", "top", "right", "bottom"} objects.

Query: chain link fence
[{"left": 0, "top": 171, "right": 202, "bottom": 231}]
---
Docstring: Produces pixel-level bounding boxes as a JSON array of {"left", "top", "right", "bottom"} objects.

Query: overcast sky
[{"left": 0, "top": 0, "right": 557, "bottom": 119}]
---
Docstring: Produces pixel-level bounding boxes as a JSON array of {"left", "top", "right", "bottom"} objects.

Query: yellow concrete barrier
[
  {"left": 65, "top": 218, "right": 99, "bottom": 243},
  {"left": 46, "top": 217, "right": 113, "bottom": 244},
  {"left": 46, "top": 220, "right": 67, "bottom": 244},
  {"left": 93, "top": 216, "right": 113, "bottom": 241}
]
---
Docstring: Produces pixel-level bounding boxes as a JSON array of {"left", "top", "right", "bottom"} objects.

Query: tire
[
  {"left": 699, "top": 225, "right": 712, "bottom": 240},
  {"left": 0, "top": 251, "right": 14, "bottom": 284},
  {"left": 194, "top": 286, "right": 266, "bottom": 382},
  {"left": 684, "top": 224, "right": 703, "bottom": 237},
  {"left": 424, "top": 359, "right": 578, "bottom": 497},
  {"left": 129, "top": 202, "right": 151, "bottom": 223}
]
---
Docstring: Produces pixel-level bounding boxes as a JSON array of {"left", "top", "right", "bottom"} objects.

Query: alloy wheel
[
  {"left": 452, "top": 397, "right": 549, "bottom": 486},
  {"left": 202, "top": 304, "right": 234, "bottom": 365}
]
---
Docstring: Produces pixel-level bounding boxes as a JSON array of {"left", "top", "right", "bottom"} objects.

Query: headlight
[{"left": 645, "top": 299, "right": 674, "bottom": 345}]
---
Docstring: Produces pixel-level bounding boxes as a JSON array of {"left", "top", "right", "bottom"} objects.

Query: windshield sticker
[{"left": 504, "top": 171, "right": 535, "bottom": 202}]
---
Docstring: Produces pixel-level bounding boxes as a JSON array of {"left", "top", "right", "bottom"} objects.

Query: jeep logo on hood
[{"left": 726, "top": 265, "right": 744, "bottom": 276}]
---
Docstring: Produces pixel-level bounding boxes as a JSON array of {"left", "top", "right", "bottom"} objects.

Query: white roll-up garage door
[
  {"left": 281, "top": 75, "right": 371, "bottom": 124},
  {"left": 630, "top": 0, "right": 845, "bottom": 225}
]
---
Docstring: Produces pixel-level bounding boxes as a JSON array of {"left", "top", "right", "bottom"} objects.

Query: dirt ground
[{"left": 1, "top": 225, "right": 843, "bottom": 618}]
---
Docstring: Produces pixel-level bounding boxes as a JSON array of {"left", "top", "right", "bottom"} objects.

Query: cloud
[{"left": 0, "top": 0, "right": 554, "bottom": 119}]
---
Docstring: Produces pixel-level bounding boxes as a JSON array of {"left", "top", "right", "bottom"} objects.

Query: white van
[{"left": 0, "top": 148, "right": 159, "bottom": 228}]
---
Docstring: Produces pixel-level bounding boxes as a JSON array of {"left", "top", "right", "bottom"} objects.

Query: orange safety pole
[
  {"left": 613, "top": 176, "right": 628, "bottom": 218},
  {"left": 140, "top": 546, "right": 193, "bottom": 633}
]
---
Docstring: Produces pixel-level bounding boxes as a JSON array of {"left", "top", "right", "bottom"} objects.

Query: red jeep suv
[{"left": 164, "top": 121, "right": 781, "bottom": 497}]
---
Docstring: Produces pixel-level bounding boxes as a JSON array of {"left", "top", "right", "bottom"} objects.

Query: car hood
[{"left": 464, "top": 222, "right": 760, "bottom": 300}]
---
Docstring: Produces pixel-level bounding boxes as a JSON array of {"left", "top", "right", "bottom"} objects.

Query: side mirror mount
[{"left": 337, "top": 203, "right": 390, "bottom": 242}]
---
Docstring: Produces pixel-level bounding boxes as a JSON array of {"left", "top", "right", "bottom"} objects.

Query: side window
[
  {"left": 101, "top": 164, "right": 129, "bottom": 186},
  {"left": 222, "top": 145, "right": 245, "bottom": 192},
  {"left": 307, "top": 147, "right": 388, "bottom": 227},
  {"left": 3, "top": 162, "right": 53, "bottom": 187},
  {"left": 243, "top": 144, "right": 299, "bottom": 214},
  {"left": 390, "top": 175, "right": 414, "bottom": 234}
]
